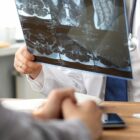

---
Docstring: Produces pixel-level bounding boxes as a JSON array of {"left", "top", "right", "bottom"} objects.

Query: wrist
[
  {"left": 32, "top": 110, "right": 48, "bottom": 120},
  {"left": 29, "top": 66, "right": 42, "bottom": 79},
  {"left": 29, "top": 73, "right": 39, "bottom": 80}
]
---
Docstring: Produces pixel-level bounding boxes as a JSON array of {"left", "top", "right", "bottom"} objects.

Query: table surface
[
  {"left": 100, "top": 102, "right": 140, "bottom": 140},
  {"left": 0, "top": 43, "right": 24, "bottom": 57}
]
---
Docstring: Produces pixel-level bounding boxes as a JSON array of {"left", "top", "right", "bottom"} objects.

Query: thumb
[{"left": 62, "top": 99, "right": 77, "bottom": 119}]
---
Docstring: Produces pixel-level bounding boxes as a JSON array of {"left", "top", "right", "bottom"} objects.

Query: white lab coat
[{"left": 27, "top": 1, "right": 140, "bottom": 102}]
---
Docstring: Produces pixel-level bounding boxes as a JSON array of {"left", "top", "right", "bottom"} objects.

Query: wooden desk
[{"left": 100, "top": 102, "right": 140, "bottom": 140}]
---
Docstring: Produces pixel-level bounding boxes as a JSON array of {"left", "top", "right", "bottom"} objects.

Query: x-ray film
[{"left": 16, "top": 0, "right": 132, "bottom": 79}]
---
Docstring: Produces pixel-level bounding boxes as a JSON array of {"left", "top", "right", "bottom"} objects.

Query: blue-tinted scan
[{"left": 16, "top": 0, "right": 132, "bottom": 79}]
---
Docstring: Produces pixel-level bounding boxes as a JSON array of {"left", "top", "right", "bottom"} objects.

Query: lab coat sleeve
[
  {"left": 27, "top": 64, "right": 86, "bottom": 95},
  {"left": 0, "top": 105, "right": 92, "bottom": 140}
]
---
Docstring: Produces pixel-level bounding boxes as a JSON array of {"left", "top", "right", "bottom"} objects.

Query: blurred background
[{"left": 0, "top": 0, "right": 44, "bottom": 99}]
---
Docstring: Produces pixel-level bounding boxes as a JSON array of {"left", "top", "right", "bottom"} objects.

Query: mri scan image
[{"left": 16, "top": 0, "right": 132, "bottom": 79}]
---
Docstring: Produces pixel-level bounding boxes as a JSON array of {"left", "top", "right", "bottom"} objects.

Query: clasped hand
[{"left": 32, "top": 88, "right": 102, "bottom": 140}]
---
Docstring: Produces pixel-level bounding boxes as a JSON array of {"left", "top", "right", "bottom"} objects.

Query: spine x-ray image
[{"left": 16, "top": 0, "right": 132, "bottom": 79}]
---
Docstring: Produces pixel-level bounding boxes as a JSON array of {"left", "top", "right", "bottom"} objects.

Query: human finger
[
  {"left": 62, "top": 98, "right": 78, "bottom": 119},
  {"left": 15, "top": 52, "right": 39, "bottom": 72},
  {"left": 48, "top": 88, "right": 76, "bottom": 104},
  {"left": 33, "top": 88, "right": 76, "bottom": 120},
  {"left": 14, "top": 57, "right": 30, "bottom": 74},
  {"left": 22, "top": 47, "right": 35, "bottom": 61},
  {"left": 16, "top": 46, "right": 34, "bottom": 61},
  {"left": 79, "top": 100, "right": 97, "bottom": 111}
]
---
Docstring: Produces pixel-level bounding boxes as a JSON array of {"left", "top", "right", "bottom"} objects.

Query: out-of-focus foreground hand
[
  {"left": 62, "top": 99, "right": 102, "bottom": 140},
  {"left": 14, "top": 46, "right": 42, "bottom": 79},
  {"left": 32, "top": 88, "right": 76, "bottom": 120}
]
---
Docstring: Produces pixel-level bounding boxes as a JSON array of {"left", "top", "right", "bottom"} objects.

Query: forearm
[
  {"left": 33, "top": 119, "right": 92, "bottom": 140},
  {"left": 0, "top": 105, "right": 91, "bottom": 140},
  {"left": 0, "top": 105, "right": 42, "bottom": 140},
  {"left": 27, "top": 65, "right": 86, "bottom": 95}
]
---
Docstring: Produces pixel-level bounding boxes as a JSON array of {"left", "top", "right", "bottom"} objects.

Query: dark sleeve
[{"left": 0, "top": 105, "right": 91, "bottom": 140}]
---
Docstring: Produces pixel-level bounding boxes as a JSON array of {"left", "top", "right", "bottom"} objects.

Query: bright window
[{"left": 0, "top": 0, "right": 23, "bottom": 41}]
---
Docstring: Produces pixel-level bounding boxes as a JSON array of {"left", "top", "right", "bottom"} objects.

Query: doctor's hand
[
  {"left": 62, "top": 99, "right": 102, "bottom": 140},
  {"left": 32, "top": 88, "right": 76, "bottom": 120},
  {"left": 14, "top": 46, "right": 42, "bottom": 79}
]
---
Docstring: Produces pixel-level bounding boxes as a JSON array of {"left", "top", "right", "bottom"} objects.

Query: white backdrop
[{"left": 0, "top": 0, "right": 23, "bottom": 43}]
